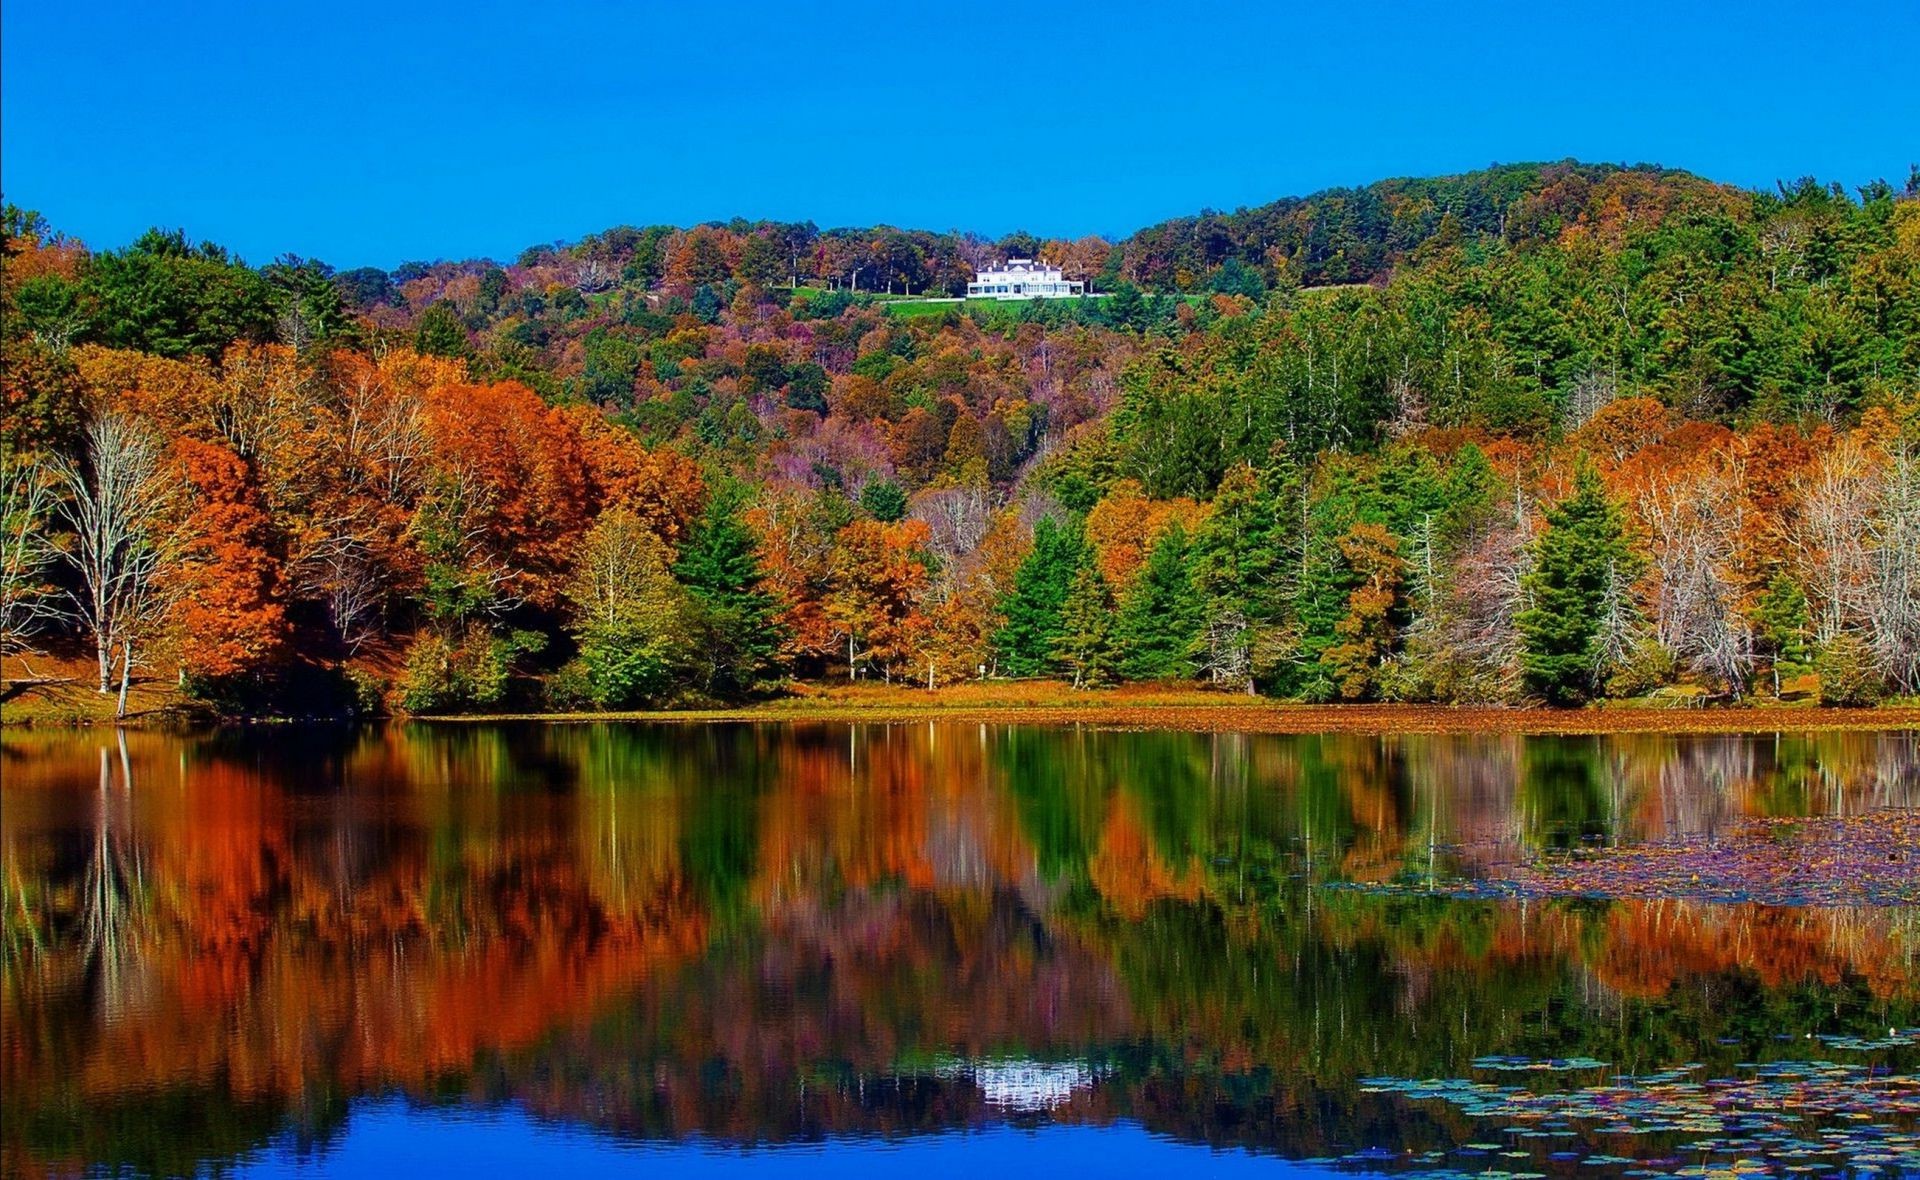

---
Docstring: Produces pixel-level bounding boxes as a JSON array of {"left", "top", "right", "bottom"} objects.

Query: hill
[{"left": 3, "top": 160, "right": 1917, "bottom": 717}]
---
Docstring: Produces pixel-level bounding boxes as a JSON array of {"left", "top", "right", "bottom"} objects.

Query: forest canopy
[{"left": 3, "top": 159, "right": 1918, "bottom": 715}]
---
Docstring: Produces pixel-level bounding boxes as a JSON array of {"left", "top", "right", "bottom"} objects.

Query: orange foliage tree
[
  {"left": 163, "top": 437, "right": 290, "bottom": 682},
  {"left": 826, "top": 518, "right": 932, "bottom": 681}
]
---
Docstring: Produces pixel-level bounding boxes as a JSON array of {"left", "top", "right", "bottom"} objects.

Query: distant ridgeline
[{"left": 3, "top": 159, "right": 1917, "bottom": 716}]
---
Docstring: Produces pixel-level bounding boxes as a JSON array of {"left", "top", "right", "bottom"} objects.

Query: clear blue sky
[{"left": 3, "top": 0, "right": 1915, "bottom": 270}]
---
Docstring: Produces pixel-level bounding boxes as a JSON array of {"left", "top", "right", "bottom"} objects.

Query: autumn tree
[
  {"left": 50, "top": 412, "right": 176, "bottom": 706},
  {"left": 163, "top": 438, "right": 290, "bottom": 693},
  {"left": 0, "top": 455, "right": 64, "bottom": 658},
  {"left": 562, "top": 507, "right": 689, "bottom": 708},
  {"left": 1320, "top": 522, "right": 1407, "bottom": 700},
  {"left": 826, "top": 518, "right": 932, "bottom": 680}
]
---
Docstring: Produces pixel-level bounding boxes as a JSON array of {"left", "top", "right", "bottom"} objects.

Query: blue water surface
[{"left": 238, "top": 1101, "right": 1335, "bottom": 1178}]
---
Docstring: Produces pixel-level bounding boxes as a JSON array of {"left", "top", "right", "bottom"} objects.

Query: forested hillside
[{"left": 3, "top": 160, "right": 1917, "bottom": 715}]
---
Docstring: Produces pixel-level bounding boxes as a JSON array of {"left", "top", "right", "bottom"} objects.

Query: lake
[{"left": 3, "top": 722, "right": 1917, "bottom": 1178}]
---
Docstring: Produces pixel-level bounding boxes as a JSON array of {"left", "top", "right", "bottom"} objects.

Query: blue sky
[{"left": 3, "top": 0, "right": 1915, "bottom": 269}]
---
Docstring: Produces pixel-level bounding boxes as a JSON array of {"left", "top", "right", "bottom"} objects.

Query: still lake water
[{"left": 3, "top": 722, "right": 1917, "bottom": 1178}]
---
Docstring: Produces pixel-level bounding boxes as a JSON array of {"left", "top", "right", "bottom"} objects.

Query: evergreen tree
[
  {"left": 675, "top": 493, "right": 787, "bottom": 698},
  {"left": 1754, "top": 572, "right": 1812, "bottom": 692},
  {"left": 1189, "top": 462, "right": 1289, "bottom": 692},
  {"left": 994, "top": 516, "right": 1086, "bottom": 677},
  {"left": 1053, "top": 561, "right": 1119, "bottom": 688},
  {"left": 859, "top": 478, "right": 908, "bottom": 522},
  {"left": 1115, "top": 522, "right": 1204, "bottom": 680},
  {"left": 414, "top": 301, "right": 469, "bottom": 358},
  {"left": 1516, "top": 465, "right": 1637, "bottom": 704}
]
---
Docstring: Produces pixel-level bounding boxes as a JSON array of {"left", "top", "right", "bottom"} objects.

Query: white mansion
[{"left": 967, "top": 258, "right": 1084, "bottom": 300}]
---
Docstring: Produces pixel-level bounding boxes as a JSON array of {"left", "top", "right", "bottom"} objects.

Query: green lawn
[{"left": 882, "top": 294, "right": 1116, "bottom": 318}]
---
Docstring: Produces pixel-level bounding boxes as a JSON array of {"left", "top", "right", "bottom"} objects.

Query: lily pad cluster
[{"left": 1350, "top": 1055, "right": 1920, "bottom": 1179}]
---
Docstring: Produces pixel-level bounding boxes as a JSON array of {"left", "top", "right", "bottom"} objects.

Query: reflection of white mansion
[{"left": 967, "top": 258, "right": 1084, "bottom": 300}]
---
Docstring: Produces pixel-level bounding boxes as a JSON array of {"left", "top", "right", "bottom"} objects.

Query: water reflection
[{"left": 3, "top": 723, "right": 1917, "bottom": 1177}]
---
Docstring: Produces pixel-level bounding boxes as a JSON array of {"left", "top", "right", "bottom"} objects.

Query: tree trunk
[{"left": 115, "top": 640, "right": 132, "bottom": 720}]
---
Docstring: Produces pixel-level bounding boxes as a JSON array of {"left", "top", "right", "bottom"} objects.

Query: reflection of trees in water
[
  {"left": 79, "top": 732, "right": 151, "bottom": 1024},
  {"left": 4, "top": 724, "right": 1919, "bottom": 1174}
]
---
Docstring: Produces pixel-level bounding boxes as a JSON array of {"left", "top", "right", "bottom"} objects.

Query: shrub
[
  {"left": 1606, "top": 637, "right": 1675, "bottom": 699},
  {"left": 399, "top": 626, "right": 544, "bottom": 714},
  {"left": 1816, "top": 633, "right": 1885, "bottom": 707}
]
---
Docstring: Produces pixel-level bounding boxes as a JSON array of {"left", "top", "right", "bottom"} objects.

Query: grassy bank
[
  {"left": 434, "top": 681, "right": 1920, "bottom": 736},
  {"left": 0, "top": 673, "right": 198, "bottom": 727},
  {"left": 9, "top": 662, "right": 1917, "bottom": 734}
]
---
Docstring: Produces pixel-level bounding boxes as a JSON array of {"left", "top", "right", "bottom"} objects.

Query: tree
[
  {"left": 993, "top": 515, "right": 1086, "bottom": 677},
  {"left": 785, "top": 363, "right": 830, "bottom": 414},
  {"left": 82, "top": 228, "right": 276, "bottom": 359},
  {"left": 826, "top": 518, "right": 931, "bottom": 680},
  {"left": 0, "top": 455, "right": 64, "bottom": 658},
  {"left": 1516, "top": 465, "right": 1639, "bottom": 704},
  {"left": 737, "top": 234, "right": 785, "bottom": 288},
  {"left": 401, "top": 624, "right": 543, "bottom": 714},
  {"left": 261, "top": 254, "right": 351, "bottom": 349},
  {"left": 1114, "top": 522, "right": 1203, "bottom": 680},
  {"left": 1753, "top": 572, "right": 1811, "bottom": 693},
  {"left": 1635, "top": 457, "right": 1752, "bottom": 692},
  {"left": 1188, "top": 463, "right": 1287, "bottom": 693},
  {"left": 564, "top": 507, "right": 689, "bottom": 708},
  {"left": 1864, "top": 437, "right": 1920, "bottom": 694},
  {"left": 859, "top": 478, "right": 908, "bottom": 522},
  {"left": 1320, "top": 522, "right": 1406, "bottom": 700},
  {"left": 50, "top": 413, "right": 176, "bottom": 710},
  {"left": 1053, "top": 562, "right": 1119, "bottom": 688},
  {"left": 164, "top": 438, "right": 289, "bottom": 691},
  {"left": 675, "top": 493, "right": 787, "bottom": 698},
  {"left": 414, "top": 302, "right": 469, "bottom": 358}
]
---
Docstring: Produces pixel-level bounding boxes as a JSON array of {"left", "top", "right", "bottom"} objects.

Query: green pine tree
[
  {"left": 1516, "top": 465, "right": 1637, "bottom": 704},
  {"left": 1053, "top": 561, "right": 1119, "bottom": 688},
  {"left": 1115, "top": 522, "right": 1204, "bottom": 680},
  {"left": 1189, "top": 462, "right": 1290, "bottom": 692},
  {"left": 1753, "top": 572, "right": 1811, "bottom": 692},
  {"left": 674, "top": 493, "right": 787, "bottom": 698},
  {"left": 859, "top": 478, "right": 908, "bottom": 522},
  {"left": 994, "top": 516, "right": 1086, "bottom": 677}
]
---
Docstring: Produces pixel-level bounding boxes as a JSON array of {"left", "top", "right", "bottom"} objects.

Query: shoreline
[
  {"left": 8, "top": 675, "right": 1918, "bottom": 735},
  {"left": 420, "top": 700, "right": 1920, "bottom": 736}
]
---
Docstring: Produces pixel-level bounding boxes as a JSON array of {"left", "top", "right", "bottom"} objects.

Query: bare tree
[
  {"left": 912, "top": 484, "right": 995, "bottom": 582},
  {"left": 284, "top": 358, "right": 431, "bottom": 649},
  {"left": 0, "top": 456, "right": 66, "bottom": 660},
  {"left": 1757, "top": 217, "right": 1808, "bottom": 292},
  {"left": 1562, "top": 367, "right": 1618, "bottom": 432},
  {"left": 1196, "top": 607, "right": 1254, "bottom": 694},
  {"left": 1788, "top": 437, "right": 1877, "bottom": 644},
  {"left": 1592, "top": 556, "right": 1652, "bottom": 686},
  {"left": 1414, "top": 501, "right": 1531, "bottom": 702},
  {"left": 49, "top": 414, "right": 176, "bottom": 703},
  {"left": 1637, "top": 460, "right": 1753, "bottom": 691},
  {"left": 1865, "top": 441, "right": 1920, "bottom": 692}
]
